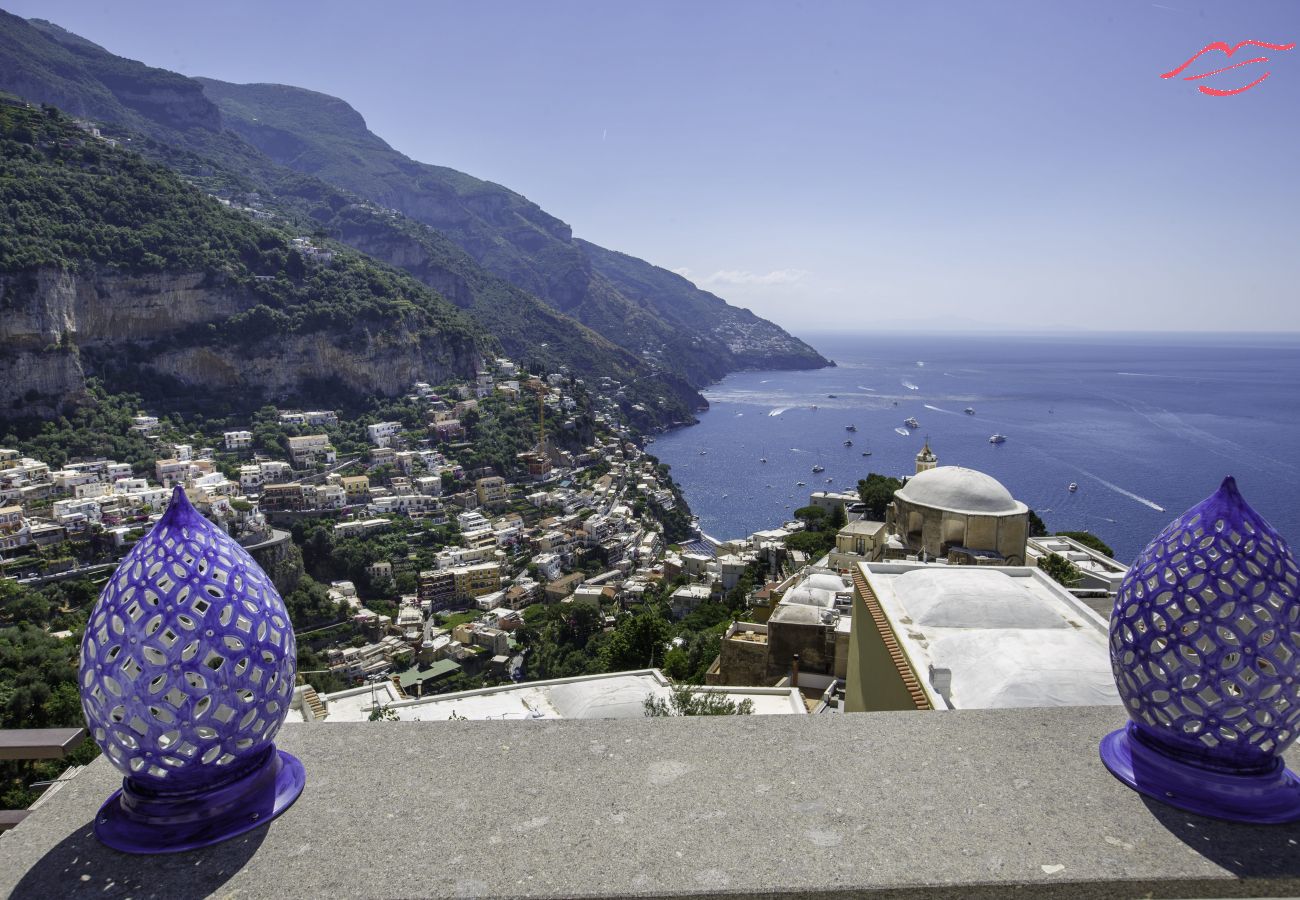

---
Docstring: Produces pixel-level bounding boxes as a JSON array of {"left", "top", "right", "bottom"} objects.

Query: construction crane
[{"left": 521, "top": 378, "right": 553, "bottom": 479}]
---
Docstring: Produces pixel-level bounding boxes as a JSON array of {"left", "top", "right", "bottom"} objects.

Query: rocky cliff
[{"left": 0, "top": 266, "right": 480, "bottom": 416}]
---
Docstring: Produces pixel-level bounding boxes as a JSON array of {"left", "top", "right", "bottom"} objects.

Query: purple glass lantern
[
  {"left": 1100, "top": 477, "right": 1300, "bottom": 823},
  {"left": 79, "top": 486, "right": 304, "bottom": 853}
]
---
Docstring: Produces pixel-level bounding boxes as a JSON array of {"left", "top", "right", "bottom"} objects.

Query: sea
[{"left": 650, "top": 331, "right": 1300, "bottom": 564}]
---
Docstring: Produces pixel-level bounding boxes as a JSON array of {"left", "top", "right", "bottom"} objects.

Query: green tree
[
  {"left": 1040, "top": 552, "right": 1082, "bottom": 588},
  {"left": 1027, "top": 509, "right": 1049, "bottom": 538},
  {"left": 644, "top": 685, "right": 754, "bottom": 716},
  {"left": 857, "top": 473, "right": 903, "bottom": 520},
  {"left": 828, "top": 503, "right": 848, "bottom": 530},
  {"left": 601, "top": 607, "right": 672, "bottom": 671}
]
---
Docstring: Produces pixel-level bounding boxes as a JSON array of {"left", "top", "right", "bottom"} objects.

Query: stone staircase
[{"left": 302, "top": 686, "right": 328, "bottom": 721}]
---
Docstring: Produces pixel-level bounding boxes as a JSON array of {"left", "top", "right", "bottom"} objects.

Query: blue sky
[{"left": 8, "top": 1, "right": 1299, "bottom": 333}]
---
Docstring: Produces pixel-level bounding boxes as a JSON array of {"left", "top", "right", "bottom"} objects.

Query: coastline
[{"left": 647, "top": 332, "right": 1300, "bottom": 561}]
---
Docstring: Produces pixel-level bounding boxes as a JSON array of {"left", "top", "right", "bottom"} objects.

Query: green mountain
[
  {"left": 0, "top": 101, "right": 485, "bottom": 417},
  {"left": 194, "top": 78, "right": 829, "bottom": 385},
  {"left": 0, "top": 10, "right": 828, "bottom": 427}
]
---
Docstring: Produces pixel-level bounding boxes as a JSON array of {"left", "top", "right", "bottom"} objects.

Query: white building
[
  {"left": 846, "top": 562, "right": 1122, "bottom": 712},
  {"left": 533, "top": 552, "right": 562, "bottom": 581},
  {"left": 224, "top": 430, "right": 254, "bottom": 451},
  {"left": 366, "top": 421, "right": 402, "bottom": 447},
  {"left": 670, "top": 584, "right": 714, "bottom": 620}
]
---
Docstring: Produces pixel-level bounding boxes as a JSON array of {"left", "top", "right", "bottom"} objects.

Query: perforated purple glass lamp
[
  {"left": 1101, "top": 477, "right": 1300, "bottom": 823},
  {"left": 79, "top": 486, "right": 304, "bottom": 853}
]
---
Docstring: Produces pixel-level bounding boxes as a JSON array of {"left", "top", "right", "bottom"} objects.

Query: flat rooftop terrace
[{"left": 3, "top": 706, "right": 1300, "bottom": 898}]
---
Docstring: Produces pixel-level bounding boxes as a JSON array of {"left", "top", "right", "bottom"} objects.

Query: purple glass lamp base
[
  {"left": 94, "top": 746, "right": 305, "bottom": 854},
  {"left": 1101, "top": 724, "right": 1300, "bottom": 825}
]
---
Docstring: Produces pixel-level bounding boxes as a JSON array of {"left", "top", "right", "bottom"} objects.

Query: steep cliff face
[
  {"left": 150, "top": 328, "right": 480, "bottom": 400},
  {"left": 0, "top": 266, "right": 480, "bottom": 415},
  {"left": 0, "top": 269, "right": 238, "bottom": 346}
]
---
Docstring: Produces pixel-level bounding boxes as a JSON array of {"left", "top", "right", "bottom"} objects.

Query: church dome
[{"left": 894, "top": 466, "right": 1026, "bottom": 515}]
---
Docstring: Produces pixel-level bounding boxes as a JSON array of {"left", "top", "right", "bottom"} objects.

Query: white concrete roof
[
  {"left": 301, "top": 670, "right": 806, "bottom": 723},
  {"left": 782, "top": 586, "right": 837, "bottom": 608},
  {"left": 895, "top": 466, "right": 1028, "bottom": 516},
  {"left": 860, "top": 562, "right": 1120, "bottom": 710},
  {"left": 770, "top": 603, "right": 836, "bottom": 625}
]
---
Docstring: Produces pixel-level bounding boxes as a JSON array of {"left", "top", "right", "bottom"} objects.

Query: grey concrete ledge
[{"left": 2, "top": 706, "right": 1300, "bottom": 899}]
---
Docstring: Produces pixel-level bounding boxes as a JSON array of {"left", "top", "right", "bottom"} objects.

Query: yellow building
[
  {"left": 453, "top": 562, "right": 501, "bottom": 601},
  {"left": 476, "top": 476, "right": 508, "bottom": 507},
  {"left": 340, "top": 475, "right": 371, "bottom": 501}
]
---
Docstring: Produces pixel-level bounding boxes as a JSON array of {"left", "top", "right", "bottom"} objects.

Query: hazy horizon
[{"left": 6, "top": 1, "right": 1298, "bottom": 337}]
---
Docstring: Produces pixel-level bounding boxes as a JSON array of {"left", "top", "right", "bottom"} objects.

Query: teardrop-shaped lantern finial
[
  {"left": 80, "top": 482, "right": 306, "bottom": 852},
  {"left": 161, "top": 483, "right": 196, "bottom": 522},
  {"left": 1100, "top": 476, "right": 1300, "bottom": 824}
]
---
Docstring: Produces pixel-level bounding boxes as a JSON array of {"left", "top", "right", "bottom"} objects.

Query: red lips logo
[{"left": 1161, "top": 39, "right": 1295, "bottom": 96}]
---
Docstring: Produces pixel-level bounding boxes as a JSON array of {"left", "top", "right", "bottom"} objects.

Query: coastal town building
[
  {"left": 475, "top": 476, "right": 508, "bottom": 507},
  {"left": 1026, "top": 534, "right": 1129, "bottom": 616},
  {"left": 287, "top": 435, "right": 336, "bottom": 468},
  {"left": 366, "top": 421, "right": 402, "bottom": 447},
  {"left": 828, "top": 520, "right": 888, "bottom": 569}
]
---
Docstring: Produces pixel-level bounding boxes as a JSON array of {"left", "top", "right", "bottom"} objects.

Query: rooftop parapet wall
[{"left": 3, "top": 707, "right": 1300, "bottom": 899}]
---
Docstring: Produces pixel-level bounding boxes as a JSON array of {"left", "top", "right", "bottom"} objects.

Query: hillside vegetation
[{"left": 0, "top": 102, "right": 487, "bottom": 415}]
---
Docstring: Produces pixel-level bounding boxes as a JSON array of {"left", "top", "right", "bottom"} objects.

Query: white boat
[
  {"left": 964, "top": 407, "right": 975, "bottom": 415},
  {"left": 845, "top": 424, "right": 857, "bottom": 432},
  {"left": 811, "top": 464, "right": 825, "bottom": 473},
  {"left": 843, "top": 440, "right": 853, "bottom": 447},
  {"left": 904, "top": 417, "right": 920, "bottom": 429},
  {"left": 796, "top": 481, "right": 807, "bottom": 487},
  {"left": 1068, "top": 482, "right": 1078, "bottom": 492},
  {"left": 759, "top": 458, "right": 767, "bottom": 463},
  {"left": 989, "top": 434, "right": 1007, "bottom": 444},
  {"left": 861, "top": 450, "right": 872, "bottom": 456}
]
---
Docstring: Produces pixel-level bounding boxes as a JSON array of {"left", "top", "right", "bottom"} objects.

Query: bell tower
[{"left": 915, "top": 439, "right": 937, "bottom": 474}]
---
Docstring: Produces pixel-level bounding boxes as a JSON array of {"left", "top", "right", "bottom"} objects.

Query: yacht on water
[
  {"left": 759, "top": 458, "right": 767, "bottom": 463},
  {"left": 989, "top": 434, "right": 1007, "bottom": 444},
  {"left": 811, "top": 464, "right": 825, "bottom": 473},
  {"left": 843, "top": 440, "right": 853, "bottom": 447},
  {"left": 904, "top": 417, "right": 920, "bottom": 429},
  {"left": 845, "top": 424, "right": 857, "bottom": 432},
  {"left": 964, "top": 407, "right": 975, "bottom": 415},
  {"left": 1068, "top": 482, "right": 1078, "bottom": 492},
  {"left": 861, "top": 450, "right": 872, "bottom": 457},
  {"left": 827, "top": 394, "right": 838, "bottom": 399},
  {"left": 796, "top": 481, "right": 807, "bottom": 487}
]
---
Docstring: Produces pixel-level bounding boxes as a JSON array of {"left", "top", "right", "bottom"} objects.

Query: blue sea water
[{"left": 651, "top": 331, "right": 1300, "bottom": 564}]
